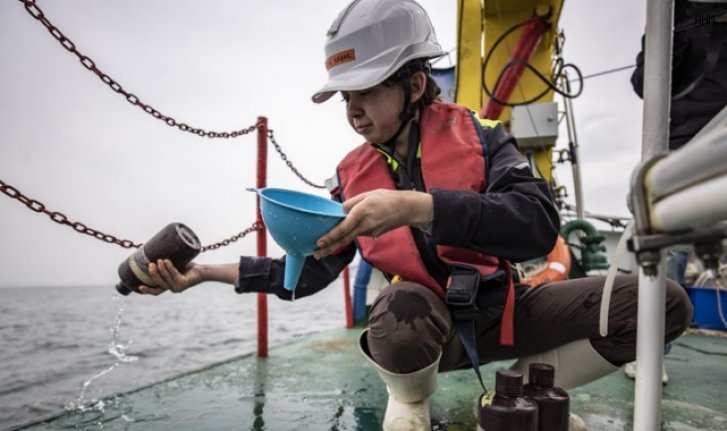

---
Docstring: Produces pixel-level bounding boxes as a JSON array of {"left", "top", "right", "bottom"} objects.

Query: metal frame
[
  {"left": 632, "top": 0, "right": 674, "bottom": 428},
  {"left": 632, "top": 1, "right": 727, "bottom": 427}
]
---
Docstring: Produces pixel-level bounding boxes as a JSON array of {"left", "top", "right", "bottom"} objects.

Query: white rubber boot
[
  {"left": 623, "top": 360, "right": 669, "bottom": 384},
  {"left": 510, "top": 339, "right": 621, "bottom": 431},
  {"left": 510, "top": 338, "right": 619, "bottom": 390},
  {"left": 358, "top": 330, "right": 440, "bottom": 431},
  {"left": 568, "top": 413, "right": 588, "bottom": 431}
]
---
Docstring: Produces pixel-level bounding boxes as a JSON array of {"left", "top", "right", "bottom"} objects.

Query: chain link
[
  {"left": 268, "top": 129, "right": 325, "bottom": 189},
  {"left": 11, "top": 1, "right": 327, "bottom": 250},
  {"left": 19, "top": 0, "right": 326, "bottom": 189},
  {"left": 1, "top": 178, "right": 261, "bottom": 252},
  {"left": 19, "top": 0, "right": 259, "bottom": 139},
  {"left": 201, "top": 222, "right": 262, "bottom": 252},
  {"left": 1, "top": 178, "right": 142, "bottom": 248}
]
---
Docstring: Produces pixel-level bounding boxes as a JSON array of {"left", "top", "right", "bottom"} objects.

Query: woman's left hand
[
  {"left": 313, "top": 189, "right": 432, "bottom": 259},
  {"left": 138, "top": 259, "right": 203, "bottom": 295}
]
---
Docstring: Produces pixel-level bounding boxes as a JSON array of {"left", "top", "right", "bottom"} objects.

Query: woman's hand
[
  {"left": 139, "top": 259, "right": 203, "bottom": 296},
  {"left": 313, "top": 189, "right": 433, "bottom": 259}
]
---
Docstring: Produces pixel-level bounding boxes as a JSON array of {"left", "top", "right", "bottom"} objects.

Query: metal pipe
[
  {"left": 629, "top": 155, "right": 668, "bottom": 275},
  {"left": 646, "top": 126, "right": 727, "bottom": 201},
  {"left": 257, "top": 116, "right": 269, "bottom": 358},
  {"left": 564, "top": 87, "right": 584, "bottom": 219},
  {"left": 558, "top": 71, "right": 585, "bottom": 218},
  {"left": 650, "top": 172, "right": 727, "bottom": 232},
  {"left": 634, "top": 262, "right": 668, "bottom": 431},
  {"left": 640, "top": 1, "right": 673, "bottom": 160},
  {"left": 481, "top": 17, "right": 548, "bottom": 120},
  {"left": 633, "top": 0, "right": 674, "bottom": 428}
]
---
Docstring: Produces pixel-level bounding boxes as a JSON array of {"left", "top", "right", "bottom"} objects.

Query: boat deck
[{"left": 10, "top": 328, "right": 727, "bottom": 431}]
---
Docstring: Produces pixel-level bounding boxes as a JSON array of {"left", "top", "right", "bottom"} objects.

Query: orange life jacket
[{"left": 336, "top": 101, "right": 516, "bottom": 345}]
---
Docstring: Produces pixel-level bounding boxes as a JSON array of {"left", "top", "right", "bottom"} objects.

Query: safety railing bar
[{"left": 648, "top": 126, "right": 727, "bottom": 200}]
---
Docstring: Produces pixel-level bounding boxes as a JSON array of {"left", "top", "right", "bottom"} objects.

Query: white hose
[
  {"left": 716, "top": 278, "right": 727, "bottom": 330},
  {"left": 599, "top": 221, "right": 634, "bottom": 337}
]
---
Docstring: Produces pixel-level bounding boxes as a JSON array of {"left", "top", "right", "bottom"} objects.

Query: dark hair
[{"left": 383, "top": 59, "right": 441, "bottom": 108}]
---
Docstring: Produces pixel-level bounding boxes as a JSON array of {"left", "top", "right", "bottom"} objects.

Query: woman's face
[{"left": 342, "top": 83, "right": 404, "bottom": 145}]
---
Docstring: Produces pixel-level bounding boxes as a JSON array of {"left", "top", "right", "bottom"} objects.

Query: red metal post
[
  {"left": 343, "top": 266, "right": 353, "bottom": 328},
  {"left": 256, "top": 116, "right": 268, "bottom": 357},
  {"left": 481, "top": 17, "right": 548, "bottom": 120}
]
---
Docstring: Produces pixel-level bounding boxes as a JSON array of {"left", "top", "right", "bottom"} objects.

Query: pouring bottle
[{"left": 116, "top": 222, "right": 201, "bottom": 295}]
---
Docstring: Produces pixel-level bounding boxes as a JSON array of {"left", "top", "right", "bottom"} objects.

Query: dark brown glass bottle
[
  {"left": 523, "top": 363, "right": 569, "bottom": 431},
  {"left": 479, "top": 369, "right": 538, "bottom": 431},
  {"left": 115, "top": 223, "right": 201, "bottom": 295}
]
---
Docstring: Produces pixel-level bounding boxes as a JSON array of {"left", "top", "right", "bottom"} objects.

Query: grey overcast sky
[{"left": 0, "top": 0, "right": 646, "bottom": 288}]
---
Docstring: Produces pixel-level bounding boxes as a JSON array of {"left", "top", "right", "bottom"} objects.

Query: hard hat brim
[
  {"left": 311, "top": 47, "right": 446, "bottom": 104},
  {"left": 311, "top": 67, "right": 382, "bottom": 104},
  {"left": 311, "top": 90, "right": 337, "bottom": 104}
]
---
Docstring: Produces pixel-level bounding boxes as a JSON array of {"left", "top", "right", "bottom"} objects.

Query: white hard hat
[{"left": 312, "top": 0, "right": 446, "bottom": 103}]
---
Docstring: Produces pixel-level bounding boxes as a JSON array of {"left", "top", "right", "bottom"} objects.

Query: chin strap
[
  {"left": 385, "top": 117, "right": 412, "bottom": 149},
  {"left": 383, "top": 61, "right": 421, "bottom": 147},
  {"left": 383, "top": 93, "right": 416, "bottom": 148}
]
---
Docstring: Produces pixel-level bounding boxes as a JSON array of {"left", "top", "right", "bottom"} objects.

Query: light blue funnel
[{"left": 248, "top": 188, "right": 345, "bottom": 291}]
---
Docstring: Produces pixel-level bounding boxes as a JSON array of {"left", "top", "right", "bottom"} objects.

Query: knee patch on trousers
[{"left": 367, "top": 282, "right": 451, "bottom": 373}]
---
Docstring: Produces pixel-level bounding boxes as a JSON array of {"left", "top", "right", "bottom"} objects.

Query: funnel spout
[{"left": 284, "top": 253, "right": 306, "bottom": 291}]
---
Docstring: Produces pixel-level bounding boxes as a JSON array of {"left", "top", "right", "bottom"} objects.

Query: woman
[{"left": 141, "top": 1, "right": 693, "bottom": 430}]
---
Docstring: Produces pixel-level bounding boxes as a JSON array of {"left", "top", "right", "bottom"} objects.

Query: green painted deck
[{"left": 11, "top": 328, "right": 727, "bottom": 431}]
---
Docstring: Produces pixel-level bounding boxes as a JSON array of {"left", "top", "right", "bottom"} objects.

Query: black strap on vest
[{"left": 445, "top": 265, "right": 487, "bottom": 392}]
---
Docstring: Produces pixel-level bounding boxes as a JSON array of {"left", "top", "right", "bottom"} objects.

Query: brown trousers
[{"left": 366, "top": 275, "right": 693, "bottom": 374}]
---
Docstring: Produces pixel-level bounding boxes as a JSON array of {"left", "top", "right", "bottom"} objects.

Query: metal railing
[{"left": 629, "top": 0, "right": 726, "bottom": 425}]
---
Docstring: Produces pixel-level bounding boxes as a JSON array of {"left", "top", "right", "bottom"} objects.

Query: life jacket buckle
[
  {"left": 444, "top": 265, "right": 487, "bottom": 392},
  {"left": 445, "top": 266, "right": 480, "bottom": 321}
]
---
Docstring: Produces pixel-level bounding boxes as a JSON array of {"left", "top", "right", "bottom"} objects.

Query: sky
[{"left": 0, "top": 0, "right": 647, "bottom": 288}]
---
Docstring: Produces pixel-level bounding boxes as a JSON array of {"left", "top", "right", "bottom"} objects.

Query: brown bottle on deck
[
  {"left": 479, "top": 369, "right": 538, "bottom": 431},
  {"left": 116, "top": 223, "right": 201, "bottom": 295},
  {"left": 523, "top": 363, "right": 569, "bottom": 431}
]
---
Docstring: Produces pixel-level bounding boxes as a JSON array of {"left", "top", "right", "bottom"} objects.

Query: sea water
[{"left": 0, "top": 282, "right": 348, "bottom": 429}]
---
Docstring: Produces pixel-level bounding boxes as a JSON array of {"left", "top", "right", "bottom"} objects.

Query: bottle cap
[
  {"left": 495, "top": 369, "right": 524, "bottom": 397},
  {"left": 529, "top": 363, "right": 555, "bottom": 387},
  {"left": 115, "top": 282, "right": 132, "bottom": 296},
  {"left": 175, "top": 223, "right": 202, "bottom": 251}
]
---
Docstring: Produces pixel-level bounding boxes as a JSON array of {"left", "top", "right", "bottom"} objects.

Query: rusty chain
[
  {"left": 7, "top": 1, "right": 327, "bottom": 248},
  {"left": 18, "top": 0, "right": 259, "bottom": 139},
  {"left": 268, "top": 129, "right": 325, "bottom": 189},
  {"left": 0, "top": 179, "right": 141, "bottom": 248},
  {"left": 19, "top": 0, "right": 326, "bottom": 189},
  {"left": 0, "top": 178, "right": 261, "bottom": 252},
  {"left": 201, "top": 222, "right": 262, "bottom": 252}
]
